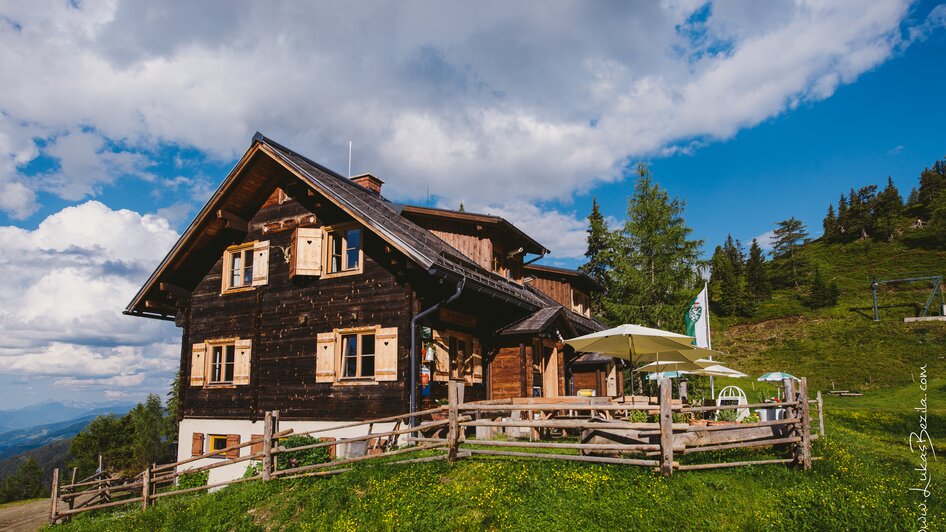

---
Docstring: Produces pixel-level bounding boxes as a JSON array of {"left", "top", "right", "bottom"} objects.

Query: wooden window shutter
[
  {"left": 432, "top": 329, "right": 450, "bottom": 382},
  {"left": 316, "top": 332, "right": 337, "bottom": 383},
  {"left": 471, "top": 337, "right": 483, "bottom": 384},
  {"left": 290, "top": 227, "right": 323, "bottom": 278},
  {"left": 375, "top": 327, "right": 398, "bottom": 381},
  {"left": 226, "top": 434, "right": 241, "bottom": 459},
  {"left": 191, "top": 433, "right": 204, "bottom": 457},
  {"left": 233, "top": 338, "right": 252, "bottom": 385},
  {"left": 251, "top": 241, "right": 270, "bottom": 286},
  {"left": 190, "top": 343, "right": 207, "bottom": 386},
  {"left": 250, "top": 434, "right": 264, "bottom": 455}
]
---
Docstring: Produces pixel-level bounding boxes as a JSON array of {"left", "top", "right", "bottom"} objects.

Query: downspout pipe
[{"left": 410, "top": 276, "right": 465, "bottom": 426}]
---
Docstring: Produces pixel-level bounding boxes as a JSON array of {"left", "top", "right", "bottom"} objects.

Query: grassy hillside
[
  {"left": 54, "top": 380, "right": 945, "bottom": 531},
  {"left": 712, "top": 240, "right": 946, "bottom": 391}
]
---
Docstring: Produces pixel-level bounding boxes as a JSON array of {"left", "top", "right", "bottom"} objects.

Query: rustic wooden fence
[
  {"left": 49, "top": 408, "right": 450, "bottom": 524},
  {"left": 415, "top": 376, "right": 822, "bottom": 475},
  {"left": 50, "top": 377, "right": 823, "bottom": 523}
]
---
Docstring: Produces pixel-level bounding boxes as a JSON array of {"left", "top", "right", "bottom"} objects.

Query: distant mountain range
[
  {"left": 0, "top": 400, "right": 134, "bottom": 433},
  {"left": 0, "top": 402, "right": 133, "bottom": 461}
]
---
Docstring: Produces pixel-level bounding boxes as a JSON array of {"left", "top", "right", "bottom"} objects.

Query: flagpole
[{"left": 705, "top": 281, "right": 715, "bottom": 399}]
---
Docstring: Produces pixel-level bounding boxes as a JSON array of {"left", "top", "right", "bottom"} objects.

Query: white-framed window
[
  {"left": 324, "top": 224, "right": 363, "bottom": 276},
  {"left": 341, "top": 331, "right": 376, "bottom": 379}
]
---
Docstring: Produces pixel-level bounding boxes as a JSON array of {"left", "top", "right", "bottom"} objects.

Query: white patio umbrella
[
  {"left": 637, "top": 358, "right": 715, "bottom": 374},
  {"left": 564, "top": 324, "right": 699, "bottom": 396},
  {"left": 757, "top": 372, "right": 799, "bottom": 382},
  {"left": 758, "top": 371, "right": 799, "bottom": 400},
  {"left": 691, "top": 364, "right": 748, "bottom": 378}
]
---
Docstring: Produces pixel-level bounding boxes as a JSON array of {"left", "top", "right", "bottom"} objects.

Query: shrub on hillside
[{"left": 277, "top": 436, "right": 331, "bottom": 471}]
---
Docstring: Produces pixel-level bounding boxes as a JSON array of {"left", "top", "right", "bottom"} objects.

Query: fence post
[
  {"left": 797, "top": 378, "right": 813, "bottom": 470},
  {"left": 49, "top": 467, "right": 59, "bottom": 524},
  {"left": 816, "top": 390, "right": 825, "bottom": 439},
  {"left": 658, "top": 378, "right": 673, "bottom": 477},
  {"left": 141, "top": 467, "right": 151, "bottom": 511},
  {"left": 447, "top": 380, "right": 460, "bottom": 462},
  {"left": 782, "top": 378, "right": 797, "bottom": 460},
  {"left": 262, "top": 411, "right": 274, "bottom": 481}
]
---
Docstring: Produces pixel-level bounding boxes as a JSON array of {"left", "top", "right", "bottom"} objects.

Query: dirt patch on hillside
[
  {"left": 723, "top": 316, "right": 824, "bottom": 341},
  {"left": 0, "top": 498, "right": 49, "bottom": 532}
]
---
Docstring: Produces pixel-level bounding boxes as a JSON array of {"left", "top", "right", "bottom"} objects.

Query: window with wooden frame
[
  {"left": 324, "top": 224, "right": 363, "bottom": 277},
  {"left": 340, "top": 330, "right": 375, "bottom": 379},
  {"left": 209, "top": 343, "right": 236, "bottom": 384},
  {"left": 190, "top": 339, "right": 252, "bottom": 387},
  {"left": 221, "top": 240, "right": 269, "bottom": 292},
  {"left": 315, "top": 326, "right": 398, "bottom": 384},
  {"left": 431, "top": 330, "right": 482, "bottom": 384},
  {"left": 223, "top": 243, "right": 254, "bottom": 290}
]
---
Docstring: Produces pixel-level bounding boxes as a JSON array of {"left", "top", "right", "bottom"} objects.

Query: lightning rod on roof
[{"left": 348, "top": 141, "right": 352, "bottom": 178}]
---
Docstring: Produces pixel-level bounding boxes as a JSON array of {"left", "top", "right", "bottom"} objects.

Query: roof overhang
[{"left": 399, "top": 205, "right": 549, "bottom": 256}]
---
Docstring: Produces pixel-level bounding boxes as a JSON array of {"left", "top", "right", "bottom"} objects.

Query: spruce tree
[
  {"left": 579, "top": 197, "right": 611, "bottom": 316},
  {"left": 916, "top": 159, "right": 946, "bottom": 219},
  {"left": 771, "top": 217, "right": 808, "bottom": 288},
  {"left": 709, "top": 243, "right": 747, "bottom": 316},
  {"left": 874, "top": 176, "right": 903, "bottom": 241},
  {"left": 837, "top": 195, "right": 849, "bottom": 238},
  {"left": 822, "top": 204, "right": 837, "bottom": 241},
  {"left": 602, "top": 164, "right": 703, "bottom": 329},
  {"left": 745, "top": 239, "right": 770, "bottom": 301},
  {"left": 805, "top": 266, "right": 840, "bottom": 308}
]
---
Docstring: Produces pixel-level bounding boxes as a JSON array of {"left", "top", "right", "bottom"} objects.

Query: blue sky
[{"left": 0, "top": 1, "right": 943, "bottom": 408}]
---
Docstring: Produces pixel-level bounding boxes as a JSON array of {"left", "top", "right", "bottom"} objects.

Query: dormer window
[{"left": 324, "top": 224, "right": 363, "bottom": 277}]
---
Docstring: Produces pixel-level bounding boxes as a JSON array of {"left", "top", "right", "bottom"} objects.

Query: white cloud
[
  {"left": 0, "top": 1, "right": 929, "bottom": 255},
  {"left": 0, "top": 202, "right": 180, "bottom": 389},
  {"left": 751, "top": 230, "right": 777, "bottom": 251}
]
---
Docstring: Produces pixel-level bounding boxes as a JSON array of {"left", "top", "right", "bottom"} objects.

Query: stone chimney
[{"left": 350, "top": 173, "right": 384, "bottom": 194}]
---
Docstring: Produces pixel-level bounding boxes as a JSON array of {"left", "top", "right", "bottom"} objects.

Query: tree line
[{"left": 822, "top": 158, "right": 946, "bottom": 247}]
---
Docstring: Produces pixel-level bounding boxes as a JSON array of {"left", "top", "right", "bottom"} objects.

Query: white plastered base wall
[{"left": 176, "top": 417, "right": 398, "bottom": 485}]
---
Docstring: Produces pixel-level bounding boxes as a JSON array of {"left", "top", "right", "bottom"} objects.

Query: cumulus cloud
[
  {"left": 0, "top": 202, "right": 180, "bottom": 391},
  {"left": 0, "top": 1, "right": 930, "bottom": 245}
]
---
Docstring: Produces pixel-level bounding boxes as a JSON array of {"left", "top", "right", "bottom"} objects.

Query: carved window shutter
[
  {"left": 190, "top": 343, "right": 206, "bottom": 386},
  {"left": 471, "top": 337, "right": 483, "bottom": 384},
  {"left": 191, "top": 433, "right": 204, "bottom": 457},
  {"left": 290, "top": 227, "right": 323, "bottom": 278},
  {"left": 375, "top": 327, "right": 398, "bottom": 381},
  {"left": 233, "top": 338, "right": 252, "bottom": 385},
  {"left": 316, "top": 332, "right": 337, "bottom": 382},
  {"left": 432, "top": 329, "right": 450, "bottom": 382},
  {"left": 226, "top": 434, "right": 241, "bottom": 458},
  {"left": 251, "top": 241, "right": 270, "bottom": 286}
]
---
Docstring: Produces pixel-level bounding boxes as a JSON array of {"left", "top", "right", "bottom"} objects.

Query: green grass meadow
[
  {"left": 55, "top": 381, "right": 944, "bottom": 531},
  {"left": 53, "top": 241, "right": 945, "bottom": 530}
]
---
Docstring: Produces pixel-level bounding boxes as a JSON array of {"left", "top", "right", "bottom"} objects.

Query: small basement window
[
  {"left": 209, "top": 343, "right": 236, "bottom": 384},
  {"left": 209, "top": 435, "right": 228, "bottom": 454},
  {"left": 222, "top": 243, "right": 254, "bottom": 291},
  {"left": 325, "top": 224, "right": 362, "bottom": 276},
  {"left": 341, "top": 331, "right": 375, "bottom": 379}
]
